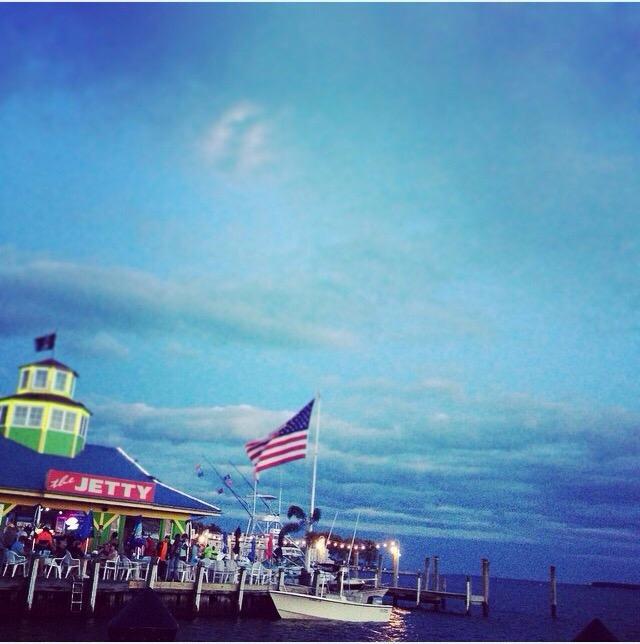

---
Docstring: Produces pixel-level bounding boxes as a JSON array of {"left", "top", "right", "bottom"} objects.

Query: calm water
[{"left": 1, "top": 575, "right": 639, "bottom": 641}]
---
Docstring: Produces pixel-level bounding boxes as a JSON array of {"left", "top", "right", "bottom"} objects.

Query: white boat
[{"left": 269, "top": 589, "right": 392, "bottom": 622}]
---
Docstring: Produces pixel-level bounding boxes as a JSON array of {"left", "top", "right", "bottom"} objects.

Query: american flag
[{"left": 245, "top": 399, "right": 315, "bottom": 475}]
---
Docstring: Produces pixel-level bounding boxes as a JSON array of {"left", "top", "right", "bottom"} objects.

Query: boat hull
[{"left": 269, "top": 590, "right": 392, "bottom": 622}]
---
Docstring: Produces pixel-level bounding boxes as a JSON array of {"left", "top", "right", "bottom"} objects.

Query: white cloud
[{"left": 202, "top": 101, "right": 272, "bottom": 175}]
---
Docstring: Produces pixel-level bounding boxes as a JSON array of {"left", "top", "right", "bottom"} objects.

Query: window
[
  {"left": 54, "top": 371, "right": 68, "bottom": 392},
  {"left": 63, "top": 411, "right": 77, "bottom": 432},
  {"left": 33, "top": 369, "right": 48, "bottom": 389},
  {"left": 13, "top": 405, "right": 44, "bottom": 428},
  {"left": 49, "top": 409, "right": 64, "bottom": 430},
  {"left": 13, "top": 406, "right": 28, "bottom": 426},
  {"left": 0, "top": 405, "right": 7, "bottom": 425},
  {"left": 79, "top": 416, "right": 89, "bottom": 438},
  {"left": 30, "top": 407, "right": 43, "bottom": 427},
  {"left": 20, "top": 370, "right": 29, "bottom": 389}
]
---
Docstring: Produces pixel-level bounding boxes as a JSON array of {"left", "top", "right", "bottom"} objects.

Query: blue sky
[{"left": 1, "top": 4, "right": 639, "bottom": 583}]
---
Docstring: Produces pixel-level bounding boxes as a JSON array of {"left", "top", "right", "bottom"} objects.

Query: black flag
[{"left": 34, "top": 333, "right": 56, "bottom": 352}]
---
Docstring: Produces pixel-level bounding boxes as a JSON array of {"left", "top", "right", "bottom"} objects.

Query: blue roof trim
[{"left": 0, "top": 436, "right": 220, "bottom": 515}]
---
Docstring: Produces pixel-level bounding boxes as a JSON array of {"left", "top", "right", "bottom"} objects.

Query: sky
[{"left": 1, "top": 3, "right": 639, "bottom": 584}]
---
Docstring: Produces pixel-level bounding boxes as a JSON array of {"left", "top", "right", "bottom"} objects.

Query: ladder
[{"left": 70, "top": 580, "right": 84, "bottom": 613}]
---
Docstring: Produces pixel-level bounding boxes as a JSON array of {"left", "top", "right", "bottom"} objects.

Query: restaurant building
[{"left": 0, "top": 356, "right": 220, "bottom": 548}]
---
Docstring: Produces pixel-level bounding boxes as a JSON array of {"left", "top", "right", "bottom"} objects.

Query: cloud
[
  {"left": 0, "top": 252, "right": 352, "bottom": 351},
  {"left": 201, "top": 102, "right": 273, "bottom": 174},
  {"left": 84, "top": 380, "right": 640, "bottom": 562}
]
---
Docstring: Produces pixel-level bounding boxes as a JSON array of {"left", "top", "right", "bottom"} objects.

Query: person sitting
[
  {"left": 67, "top": 539, "right": 85, "bottom": 559},
  {"left": 97, "top": 541, "right": 115, "bottom": 561},
  {"left": 10, "top": 536, "right": 28, "bottom": 557},
  {"left": 34, "top": 526, "right": 54, "bottom": 552}
]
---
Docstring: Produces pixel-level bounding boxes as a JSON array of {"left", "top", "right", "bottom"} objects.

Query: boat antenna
[
  {"left": 228, "top": 460, "right": 273, "bottom": 512},
  {"left": 326, "top": 511, "right": 338, "bottom": 544},
  {"left": 348, "top": 511, "right": 361, "bottom": 581},
  {"left": 202, "top": 456, "right": 252, "bottom": 516}
]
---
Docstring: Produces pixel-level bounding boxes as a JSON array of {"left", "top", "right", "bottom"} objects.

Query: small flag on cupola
[
  {"left": 195, "top": 463, "right": 204, "bottom": 478},
  {"left": 34, "top": 333, "right": 56, "bottom": 352}
]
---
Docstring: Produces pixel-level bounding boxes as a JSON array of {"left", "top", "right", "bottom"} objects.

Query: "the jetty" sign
[{"left": 45, "top": 469, "right": 156, "bottom": 502}]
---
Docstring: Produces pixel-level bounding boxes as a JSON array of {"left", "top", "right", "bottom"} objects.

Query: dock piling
[
  {"left": 236, "top": 567, "right": 247, "bottom": 614},
  {"left": 392, "top": 552, "right": 399, "bottom": 588},
  {"left": 415, "top": 572, "right": 421, "bottom": 607},
  {"left": 89, "top": 560, "right": 100, "bottom": 613},
  {"left": 146, "top": 557, "right": 158, "bottom": 589},
  {"left": 277, "top": 568, "right": 285, "bottom": 591},
  {"left": 193, "top": 562, "right": 205, "bottom": 612},
  {"left": 465, "top": 575, "right": 471, "bottom": 615},
  {"left": 550, "top": 565, "right": 557, "bottom": 618},
  {"left": 433, "top": 556, "right": 440, "bottom": 591},
  {"left": 26, "top": 557, "right": 39, "bottom": 611},
  {"left": 423, "top": 556, "right": 430, "bottom": 590},
  {"left": 481, "top": 558, "right": 490, "bottom": 617}
]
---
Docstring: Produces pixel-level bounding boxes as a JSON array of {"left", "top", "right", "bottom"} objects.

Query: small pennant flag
[
  {"left": 35, "top": 333, "right": 56, "bottom": 352},
  {"left": 217, "top": 487, "right": 224, "bottom": 494},
  {"left": 223, "top": 474, "right": 233, "bottom": 487},
  {"left": 195, "top": 464, "right": 204, "bottom": 478}
]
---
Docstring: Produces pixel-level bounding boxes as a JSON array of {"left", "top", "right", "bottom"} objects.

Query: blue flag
[{"left": 76, "top": 510, "right": 94, "bottom": 539}]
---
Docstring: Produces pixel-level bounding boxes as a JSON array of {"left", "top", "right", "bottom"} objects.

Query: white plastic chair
[
  {"left": 176, "top": 560, "right": 194, "bottom": 582},
  {"left": 3, "top": 550, "right": 27, "bottom": 577},
  {"left": 102, "top": 555, "right": 119, "bottom": 580},
  {"left": 63, "top": 552, "right": 81, "bottom": 578},
  {"left": 44, "top": 556, "right": 64, "bottom": 578},
  {"left": 117, "top": 555, "right": 135, "bottom": 580},
  {"left": 226, "top": 559, "right": 239, "bottom": 583}
]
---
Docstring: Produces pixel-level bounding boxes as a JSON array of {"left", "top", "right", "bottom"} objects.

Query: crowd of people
[
  {"left": 1, "top": 521, "right": 258, "bottom": 582},
  {"left": 0, "top": 522, "right": 89, "bottom": 567}
]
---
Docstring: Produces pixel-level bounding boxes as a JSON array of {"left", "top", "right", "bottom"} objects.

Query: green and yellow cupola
[{"left": 0, "top": 359, "right": 91, "bottom": 457}]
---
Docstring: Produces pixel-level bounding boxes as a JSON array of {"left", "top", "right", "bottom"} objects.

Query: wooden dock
[{"left": 380, "top": 556, "right": 491, "bottom": 616}]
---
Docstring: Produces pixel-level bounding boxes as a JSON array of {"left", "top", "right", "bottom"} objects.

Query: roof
[
  {"left": 0, "top": 435, "right": 220, "bottom": 516},
  {"left": 18, "top": 359, "right": 79, "bottom": 377},
  {"left": 0, "top": 392, "right": 92, "bottom": 414}
]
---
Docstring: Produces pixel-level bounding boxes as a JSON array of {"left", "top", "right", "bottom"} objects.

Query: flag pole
[
  {"left": 250, "top": 473, "right": 259, "bottom": 536},
  {"left": 309, "top": 393, "right": 321, "bottom": 532}
]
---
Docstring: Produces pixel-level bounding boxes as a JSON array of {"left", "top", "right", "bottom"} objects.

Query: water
[{"left": 1, "top": 576, "right": 638, "bottom": 641}]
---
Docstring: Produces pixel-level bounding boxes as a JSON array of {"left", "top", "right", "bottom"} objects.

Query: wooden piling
[
  {"left": 375, "top": 554, "right": 383, "bottom": 589},
  {"left": 415, "top": 572, "right": 421, "bottom": 607},
  {"left": 337, "top": 567, "right": 345, "bottom": 597},
  {"left": 236, "top": 567, "right": 247, "bottom": 614},
  {"left": 481, "top": 558, "right": 490, "bottom": 617},
  {"left": 392, "top": 552, "right": 399, "bottom": 588},
  {"left": 89, "top": 560, "right": 100, "bottom": 613},
  {"left": 26, "top": 557, "right": 39, "bottom": 611},
  {"left": 465, "top": 575, "right": 471, "bottom": 615},
  {"left": 146, "top": 557, "right": 158, "bottom": 589},
  {"left": 277, "top": 568, "right": 285, "bottom": 591},
  {"left": 550, "top": 565, "right": 557, "bottom": 618},
  {"left": 423, "top": 556, "right": 431, "bottom": 591},
  {"left": 312, "top": 569, "right": 322, "bottom": 596},
  {"left": 433, "top": 556, "right": 440, "bottom": 591},
  {"left": 193, "top": 562, "right": 205, "bottom": 612}
]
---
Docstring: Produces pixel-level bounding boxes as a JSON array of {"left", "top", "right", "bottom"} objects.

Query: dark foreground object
[
  {"left": 108, "top": 587, "right": 179, "bottom": 641},
  {"left": 573, "top": 618, "right": 618, "bottom": 642}
]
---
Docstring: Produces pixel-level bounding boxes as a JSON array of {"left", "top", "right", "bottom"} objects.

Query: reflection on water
[
  {"left": 369, "top": 607, "right": 410, "bottom": 641},
  {"left": 1, "top": 578, "right": 639, "bottom": 642}
]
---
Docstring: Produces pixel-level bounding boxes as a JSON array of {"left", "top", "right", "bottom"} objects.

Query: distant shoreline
[{"left": 591, "top": 581, "right": 640, "bottom": 590}]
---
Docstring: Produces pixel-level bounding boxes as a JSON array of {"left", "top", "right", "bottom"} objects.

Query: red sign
[{"left": 45, "top": 469, "right": 156, "bottom": 503}]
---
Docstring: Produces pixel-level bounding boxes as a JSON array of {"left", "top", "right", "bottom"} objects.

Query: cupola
[{"left": 0, "top": 358, "right": 91, "bottom": 457}]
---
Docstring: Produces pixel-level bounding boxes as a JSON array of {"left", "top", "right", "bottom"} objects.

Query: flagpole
[
  {"left": 308, "top": 393, "right": 321, "bottom": 533},
  {"left": 250, "top": 473, "right": 258, "bottom": 536}
]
